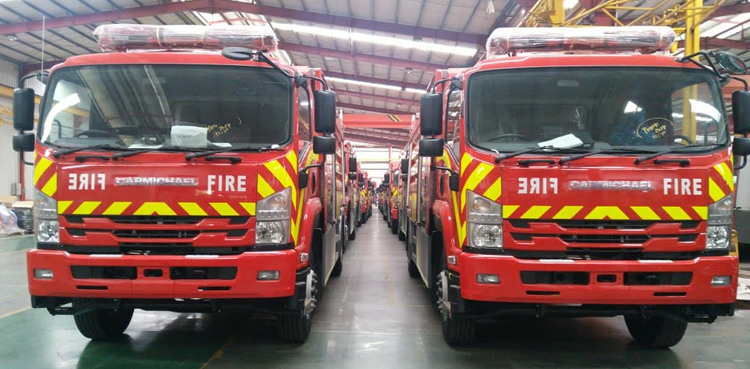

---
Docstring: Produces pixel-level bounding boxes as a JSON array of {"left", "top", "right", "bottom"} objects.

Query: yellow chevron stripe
[
  {"left": 441, "top": 151, "right": 452, "bottom": 170},
  {"left": 462, "top": 163, "right": 493, "bottom": 211},
  {"left": 73, "top": 201, "right": 101, "bottom": 215},
  {"left": 692, "top": 206, "right": 708, "bottom": 220},
  {"left": 483, "top": 178, "right": 502, "bottom": 201},
  {"left": 240, "top": 202, "right": 256, "bottom": 216},
  {"left": 40, "top": 173, "right": 57, "bottom": 197},
  {"left": 179, "top": 202, "right": 207, "bottom": 216},
  {"left": 460, "top": 153, "right": 471, "bottom": 176},
  {"left": 585, "top": 206, "right": 628, "bottom": 220},
  {"left": 521, "top": 205, "right": 550, "bottom": 219},
  {"left": 503, "top": 205, "right": 519, "bottom": 218},
  {"left": 714, "top": 162, "right": 734, "bottom": 191},
  {"left": 33, "top": 158, "right": 52, "bottom": 185},
  {"left": 286, "top": 150, "right": 298, "bottom": 174},
  {"left": 265, "top": 160, "right": 297, "bottom": 208},
  {"left": 134, "top": 202, "right": 176, "bottom": 216},
  {"left": 210, "top": 203, "right": 239, "bottom": 216},
  {"left": 58, "top": 201, "right": 72, "bottom": 214},
  {"left": 257, "top": 176, "right": 275, "bottom": 199},
  {"left": 708, "top": 178, "right": 726, "bottom": 202},
  {"left": 662, "top": 206, "right": 690, "bottom": 220},
  {"left": 103, "top": 202, "right": 131, "bottom": 216},
  {"left": 631, "top": 206, "right": 660, "bottom": 220},
  {"left": 553, "top": 206, "right": 583, "bottom": 220}
]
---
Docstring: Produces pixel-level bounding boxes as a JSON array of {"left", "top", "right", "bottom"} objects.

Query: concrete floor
[{"left": 1, "top": 212, "right": 750, "bottom": 368}]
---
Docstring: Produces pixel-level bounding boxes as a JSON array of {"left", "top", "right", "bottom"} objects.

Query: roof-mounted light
[
  {"left": 94, "top": 25, "right": 278, "bottom": 53},
  {"left": 486, "top": 26, "right": 675, "bottom": 58}
]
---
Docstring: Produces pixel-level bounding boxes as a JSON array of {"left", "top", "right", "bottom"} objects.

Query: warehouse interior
[{"left": 2, "top": 0, "right": 750, "bottom": 368}]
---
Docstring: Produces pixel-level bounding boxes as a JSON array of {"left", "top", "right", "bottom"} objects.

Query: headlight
[
  {"left": 33, "top": 189, "right": 59, "bottom": 243},
  {"left": 255, "top": 188, "right": 291, "bottom": 245},
  {"left": 467, "top": 191, "right": 503, "bottom": 248},
  {"left": 706, "top": 195, "right": 732, "bottom": 250}
]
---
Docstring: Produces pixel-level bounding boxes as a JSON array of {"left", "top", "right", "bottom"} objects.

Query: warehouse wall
[{"left": 0, "top": 58, "right": 35, "bottom": 202}]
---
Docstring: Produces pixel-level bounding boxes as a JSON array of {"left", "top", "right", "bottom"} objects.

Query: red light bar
[
  {"left": 94, "top": 25, "right": 278, "bottom": 53},
  {"left": 487, "top": 27, "right": 675, "bottom": 58}
]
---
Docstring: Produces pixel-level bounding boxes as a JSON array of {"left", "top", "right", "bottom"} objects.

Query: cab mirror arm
[{"left": 432, "top": 165, "right": 459, "bottom": 192}]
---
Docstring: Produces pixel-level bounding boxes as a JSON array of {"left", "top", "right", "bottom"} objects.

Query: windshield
[
  {"left": 466, "top": 68, "right": 727, "bottom": 153},
  {"left": 39, "top": 65, "right": 291, "bottom": 150}
]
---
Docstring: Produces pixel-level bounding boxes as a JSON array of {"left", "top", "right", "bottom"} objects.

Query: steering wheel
[
  {"left": 74, "top": 129, "right": 117, "bottom": 138},
  {"left": 673, "top": 135, "right": 694, "bottom": 145},
  {"left": 485, "top": 133, "right": 531, "bottom": 142}
]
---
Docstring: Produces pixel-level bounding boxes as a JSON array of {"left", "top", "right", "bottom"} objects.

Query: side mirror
[
  {"left": 348, "top": 157, "right": 357, "bottom": 172},
  {"left": 13, "top": 88, "right": 35, "bottom": 131},
  {"left": 419, "top": 138, "right": 444, "bottom": 157},
  {"left": 420, "top": 93, "right": 443, "bottom": 136},
  {"left": 714, "top": 51, "right": 748, "bottom": 75},
  {"left": 313, "top": 135, "right": 336, "bottom": 154},
  {"left": 348, "top": 173, "right": 356, "bottom": 180},
  {"left": 383, "top": 173, "right": 390, "bottom": 184},
  {"left": 400, "top": 158, "right": 408, "bottom": 173},
  {"left": 733, "top": 90, "right": 750, "bottom": 135},
  {"left": 449, "top": 173, "right": 459, "bottom": 192},
  {"left": 13, "top": 133, "right": 35, "bottom": 152},
  {"left": 299, "top": 171, "right": 309, "bottom": 189},
  {"left": 401, "top": 173, "right": 407, "bottom": 181},
  {"left": 314, "top": 90, "right": 336, "bottom": 134},
  {"left": 358, "top": 173, "right": 364, "bottom": 182}
]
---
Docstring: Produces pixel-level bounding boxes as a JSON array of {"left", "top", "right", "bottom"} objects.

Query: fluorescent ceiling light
[
  {"left": 327, "top": 77, "right": 424, "bottom": 94},
  {"left": 273, "top": 23, "right": 477, "bottom": 56}
]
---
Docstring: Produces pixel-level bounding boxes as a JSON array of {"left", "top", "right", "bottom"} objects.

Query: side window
[{"left": 297, "top": 87, "right": 311, "bottom": 141}]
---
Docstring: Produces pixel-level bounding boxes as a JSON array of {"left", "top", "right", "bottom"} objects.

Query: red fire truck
[
  {"left": 406, "top": 26, "right": 750, "bottom": 347},
  {"left": 11, "top": 25, "right": 346, "bottom": 343},
  {"left": 385, "top": 161, "right": 401, "bottom": 235}
]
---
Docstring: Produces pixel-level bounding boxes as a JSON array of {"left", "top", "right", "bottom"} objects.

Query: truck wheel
[
  {"left": 391, "top": 219, "right": 398, "bottom": 234},
  {"left": 278, "top": 270, "right": 316, "bottom": 343},
  {"left": 278, "top": 313, "right": 312, "bottom": 343},
  {"left": 408, "top": 258, "right": 419, "bottom": 278},
  {"left": 348, "top": 226, "right": 356, "bottom": 240},
  {"left": 73, "top": 299, "right": 134, "bottom": 340},
  {"left": 435, "top": 250, "right": 476, "bottom": 345},
  {"left": 624, "top": 315, "right": 688, "bottom": 348},
  {"left": 398, "top": 229, "right": 406, "bottom": 241},
  {"left": 331, "top": 251, "right": 343, "bottom": 277}
]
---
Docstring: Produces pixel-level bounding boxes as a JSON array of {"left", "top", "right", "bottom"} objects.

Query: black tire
[
  {"left": 398, "top": 229, "right": 406, "bottom": 241},
  {"left": 391, "top": 219, "right": 398, "bottom": 234},
  {"left": 73, "top": 299, "right": 134, "bottom": 340},
  {"left": 442, "top": 315, "right": 477, "bottom": 345},
  {"left": 624, "top": 315, "right": 688, "bottom": 348},
  {"left": 278, "top": 311, "right": 312, "bottom": 343},
  {"left": 348, "top": 225, "right": 356, "bottom": 240},
  {"left": 408, "top": 258, "right": 420, "bottom": 278},
  {"left": 331, "top": 252, "right": 343, "bottom": 277},
  {"left": 435, "top": 248, "right": 476, "bottom": 345}
]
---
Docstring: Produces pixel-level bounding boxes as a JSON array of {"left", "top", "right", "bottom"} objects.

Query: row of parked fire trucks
[{"left": 10, "top": 23, "right": 750, "bottom": 348}]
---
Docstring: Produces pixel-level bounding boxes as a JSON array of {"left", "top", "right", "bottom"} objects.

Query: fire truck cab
[
  {"left": 10, "top": 25, "right": 346, "bottom": 343},
  {"left": 406, "top": 26, "right": 750, "bottom": 347}
]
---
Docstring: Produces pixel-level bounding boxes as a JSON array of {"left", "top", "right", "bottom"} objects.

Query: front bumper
[
  {"left": 27, "top": 249, "right": 299, "bottom": 300},
  {"left": 458, "top": 253, "right": 738, "bottom": 305}
]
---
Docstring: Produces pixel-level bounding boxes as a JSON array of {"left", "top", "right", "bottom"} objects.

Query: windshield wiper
[
  {"left": 184, "top": 145, "right": 280, "bottom": 161},
  {"left": 111, "top": 146, "right": 202, "bottom": 160},
  {"left": 634, "top": 143, "right": 722, "bottom": 165},
  {"left": 52, "top": 144, "right": 126, "bottom": 158},
  {"left": 494, "top": 145, "right": 588, "bottom": 163},
  {"left": 559, "top": 147, "right": 656, "bottom": 164}
]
